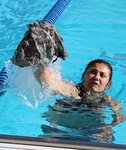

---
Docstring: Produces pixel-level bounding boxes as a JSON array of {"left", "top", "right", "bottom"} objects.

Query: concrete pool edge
[{"left": 0, "top": 134, "right": 126, "bottom": 150}]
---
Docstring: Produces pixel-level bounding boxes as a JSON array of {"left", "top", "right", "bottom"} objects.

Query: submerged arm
[
  {"left": 104, "top": 96, "right": 126, "bottom": 127},
  {"left": 110, "top": 100, "right": 126, "bottom": 126},
  {"left": 93, "top": 97, "right": 126, "bottom": 142},
  {"left": 34, "top": 63, "right": 80, "bottom": 99}
]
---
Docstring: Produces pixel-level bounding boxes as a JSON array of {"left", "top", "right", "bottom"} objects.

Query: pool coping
[{"left": 0, "top": 134, "right": 126, "bottom": 150}]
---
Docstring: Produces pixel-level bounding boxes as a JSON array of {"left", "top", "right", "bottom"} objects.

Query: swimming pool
[{"left": 0, "top": 0, "right": 126, "bottom": 146}]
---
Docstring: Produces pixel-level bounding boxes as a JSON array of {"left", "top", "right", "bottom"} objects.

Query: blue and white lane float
[
  {"left": 0, "top": 67, "right": 8, "bottom": 96},
  {"left": 0, "top": 0, "right": 71, "bottom": 95},
  {"left": 43, "top": 0, "right": 71, "bottom": 24}
]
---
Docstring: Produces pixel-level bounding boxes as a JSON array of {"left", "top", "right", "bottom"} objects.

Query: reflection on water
[{"left": 41, "top": 98, "right": 115, "bottom": 143}]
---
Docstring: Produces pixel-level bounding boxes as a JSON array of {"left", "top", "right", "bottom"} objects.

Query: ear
[{"left": 105, "top": 82, "right": 111, "bottom": 90}]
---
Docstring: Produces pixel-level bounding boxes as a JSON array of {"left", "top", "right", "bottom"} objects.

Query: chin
[{"left": 90, "top": 87, "right": 101, "bottom": 93}]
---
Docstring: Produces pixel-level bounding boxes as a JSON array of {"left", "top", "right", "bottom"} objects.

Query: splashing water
[{"left": 4, "top": 60, "right": 61, "bottom": 108}]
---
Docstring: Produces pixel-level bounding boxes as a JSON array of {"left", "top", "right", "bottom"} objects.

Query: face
[{"left": 83, "top": 63, "right": 111, "bottom": 93}]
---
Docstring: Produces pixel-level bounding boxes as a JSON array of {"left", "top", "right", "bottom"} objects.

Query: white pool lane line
[{"left": 0, "top": 143, "right": 76, "bottom": 150}]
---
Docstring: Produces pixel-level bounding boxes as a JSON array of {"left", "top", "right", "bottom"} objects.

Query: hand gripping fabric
[{"left": 0, "top": 0, "right": 71, "bottom": 93}]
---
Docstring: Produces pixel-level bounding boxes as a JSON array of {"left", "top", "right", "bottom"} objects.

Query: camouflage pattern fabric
[{"left": 11, "top": 21, "right": 67, "bottom": 67}]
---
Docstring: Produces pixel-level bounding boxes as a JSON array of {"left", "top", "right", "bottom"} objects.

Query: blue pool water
[{"left": 0, "top": 0, "right": 126, "bottom": 145}]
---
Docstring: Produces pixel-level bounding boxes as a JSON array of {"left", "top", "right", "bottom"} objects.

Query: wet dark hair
[{"left": 82, "top": 59, "right": 113, "bottom": 82}]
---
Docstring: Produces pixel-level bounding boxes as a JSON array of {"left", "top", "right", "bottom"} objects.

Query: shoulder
[
  {"left": 103, "top": 95, "right": 112, "bottom": 101},
  {"left": 103, "top": 95, "right": 121, "bottom": 111}
]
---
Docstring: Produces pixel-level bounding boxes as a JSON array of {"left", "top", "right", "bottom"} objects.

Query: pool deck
[
  {"left": 0, "top": 134, "right": 126, "bottom": 150},
  {"left": 0, "top": 143, "right": 74, "bottom": 150}
]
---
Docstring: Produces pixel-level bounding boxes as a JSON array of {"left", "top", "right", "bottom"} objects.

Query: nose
[{"left": 94, "top": 72, "right": 100, "bottom": 80}]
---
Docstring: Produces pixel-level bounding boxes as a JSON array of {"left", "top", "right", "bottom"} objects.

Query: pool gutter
[{"left": 0, "top": 134, "right": 126, "bottom": 150}]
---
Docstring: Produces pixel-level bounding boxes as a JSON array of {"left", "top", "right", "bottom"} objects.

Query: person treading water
[
  {"left": 11, "top": 21, "right": 126, "bottom": 142},
  {"left": 34, "top": 59, "right": 126, "bottom": 142}
]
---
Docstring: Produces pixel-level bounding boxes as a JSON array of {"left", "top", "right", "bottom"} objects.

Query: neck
[
  {"left": 77, "top": 83, "right": 106, "bottom": 108},
  {"left": 78, "top": 83, "right": 103, "bottom": 98}
]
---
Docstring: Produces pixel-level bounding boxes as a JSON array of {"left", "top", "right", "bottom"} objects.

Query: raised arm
[{"left": 34, "top": 63, "right": 80, "bottom": 99}]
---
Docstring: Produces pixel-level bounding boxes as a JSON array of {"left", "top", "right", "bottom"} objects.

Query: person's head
[{"left": 81, "top": 59, "right": 113, "bottom": 93}]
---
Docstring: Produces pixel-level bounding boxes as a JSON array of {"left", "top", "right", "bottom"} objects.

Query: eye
[
  {"left": 89, "top": 69, "right": 97, "bottom": 75},
  {"left": 100, "top": 72, "right": 106, "bottom": 78}
]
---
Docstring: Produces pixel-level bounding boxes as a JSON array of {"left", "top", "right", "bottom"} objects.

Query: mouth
[{"left": 91, "top": 81, "right": 99, "bottom": 86}]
